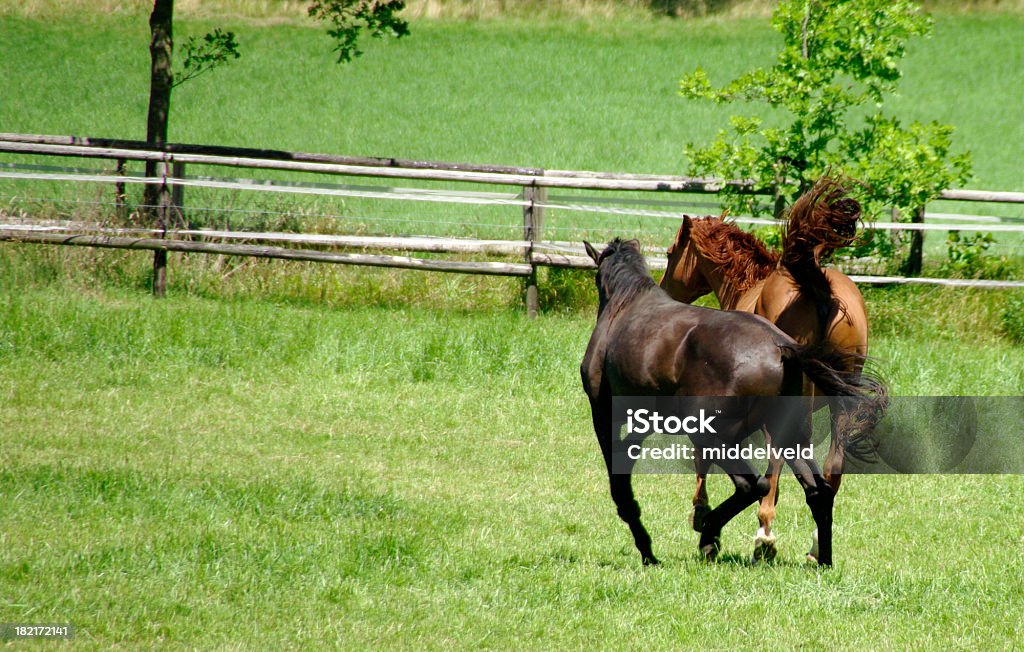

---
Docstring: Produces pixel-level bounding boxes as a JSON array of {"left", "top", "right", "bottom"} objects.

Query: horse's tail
[
  {"left": 780, "top": 342, "right": 888, "bottom": 463},
  {"left": 781, "top": 177, "right": 861, "bottom": 341}
]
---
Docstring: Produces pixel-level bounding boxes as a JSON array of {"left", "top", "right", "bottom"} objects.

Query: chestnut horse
[
  {"left": 582, "top": 238, "right": 885, "bottom": 567},
  {"left": 659, "top": 178, "right": 869, "bottom": 563}
]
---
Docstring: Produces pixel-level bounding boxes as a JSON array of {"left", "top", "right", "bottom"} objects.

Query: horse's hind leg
[
  {"left": 805, "top": 405, "right": 848, "bottom": 562},
  {"left": 591, "top": 399, "right": 658, "bottom": 566},
  {"left": 788, "top": 458, "right": 835, "bottom": 567},
  {"left": 698, "top": 466, "right": 769, "bottom": 561},
  {"left": 753, "top": 450, "right": 784, "bottom": 563},
  {"left": 825, "top": 399, "right": 849, "bottom": 492},
  {"left": 691, "top": 446, "right": 711, "bottom": 533}
]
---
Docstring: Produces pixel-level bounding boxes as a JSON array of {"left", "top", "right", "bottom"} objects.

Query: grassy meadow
[
  {"left": 2, "top": 8, "right": 1023, "bottom": 185},
  {"left": 1, "top": 256, "right": 1023, "bottom": 649},
  {"left": 2, "top": 2, "right": 1024, "bottom": 649},
  {"left": 1, "top": 5, "right": 1023, "bottom": 267}
]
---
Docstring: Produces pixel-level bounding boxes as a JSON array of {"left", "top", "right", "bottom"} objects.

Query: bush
[
  {"left": 1001, "top": 296, "right": 1024, "bottom": 344},
  {"left": 939, "top": 231, "right": 1015, "bottom": 280}
]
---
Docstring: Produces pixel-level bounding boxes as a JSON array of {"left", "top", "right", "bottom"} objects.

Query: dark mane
[
  {"left": 596, "top": 238, "right": 658, "bottom": 313},
  {"left": 687, "top": 217, "right": 780, "bottom": 291}
]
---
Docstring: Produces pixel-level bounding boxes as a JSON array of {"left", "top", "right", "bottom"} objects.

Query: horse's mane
[
  {"left": 781, "top": 177, "right": 861, "bottom": 340},
  {"left": 687, "top": 217, "right": 780, "bottom": 292},
  {"left": 782, "top": 176, "right": 860, "bottom": 262},
  {"left": 596, "top": 238, "right": 658, "bottom": 314}
]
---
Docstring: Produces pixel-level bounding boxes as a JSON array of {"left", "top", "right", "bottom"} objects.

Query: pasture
[
  {"left": 2, "top": 3, "right": 1024, "bottom": 649},
  {"left": 1, "top": 260, "right": 1023, "bottom": 648},
  {"left": 2, "top": 7, "right": 1023, "bottom": 272}
]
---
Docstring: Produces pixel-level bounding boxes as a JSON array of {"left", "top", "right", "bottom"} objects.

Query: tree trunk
[
  {"left": 901, "top": 205, "right": 925, "bottom": 276},
  {"left": 145, "top": 0, "right": 174, "bottom": 297}
]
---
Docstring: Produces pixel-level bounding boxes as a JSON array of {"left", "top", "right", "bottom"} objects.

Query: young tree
[
  {"left": 143, "top": 0, "right": 409, "bottom": 295},
  {"left": 679, "top": 0, "right": 972, "bottom": 273}
]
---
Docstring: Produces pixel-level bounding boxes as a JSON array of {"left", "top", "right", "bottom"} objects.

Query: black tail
[{"left": 781, "top": 343, "right": 889, "bottom": 462}]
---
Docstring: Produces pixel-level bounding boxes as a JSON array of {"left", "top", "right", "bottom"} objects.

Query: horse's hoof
[
  {"left": 691, "top": 504, "right": 712, "bottom": 533},
  {"left": 752, "top": 527, "right": 778, "bottom": 564},
  {"left": 806, "top": 528, "right": 819, "bottom": 563},
  {"left": 642, "top": 554, "right": 660, "bottom": 567},
  {"left": 699, "top": 537, "right": 720, "bottom": 562}
]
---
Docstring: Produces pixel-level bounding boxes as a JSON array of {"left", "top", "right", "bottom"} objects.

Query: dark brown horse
[
  {"left": 660, "top": 178, "right": 868, "bottom": 563},
  {"left": 581, "top": 238, "right": 885, "bottom": 567}
]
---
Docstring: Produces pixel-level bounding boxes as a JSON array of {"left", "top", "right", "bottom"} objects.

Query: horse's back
[
  {"left": 601, "top": 293, "right": 788, "bottom": 397},
  {"left": 756, "top": 268, "right": 868, "bottom": 355}
]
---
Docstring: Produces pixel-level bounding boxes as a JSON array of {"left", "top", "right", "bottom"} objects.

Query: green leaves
[
  {"left": 844, "top": 116, "right": 972, "bottom": 211},
  {"left": 307, "top": 0, "right": 410, "bottom": 64},
  {"left": 172, "top": 28, "right": 240, "bottom": 89},
  {"left": 679, "top": 0, "right": 968, "bottom": 225}
]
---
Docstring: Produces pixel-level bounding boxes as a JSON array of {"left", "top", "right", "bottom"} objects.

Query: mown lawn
[
  {"left": 0, "top": 261, "right": 1022, "bottom": 648},
  {"left": 2, "top": 6, "right": 1024, "bottom": 648}
]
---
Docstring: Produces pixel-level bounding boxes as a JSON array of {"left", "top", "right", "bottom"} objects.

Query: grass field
[
  {"left": 2, "top": 11, "right": 1022, "bottom": 186},
  {"left": 2, "top": 7, "right": 1022, "bottom": 272},
  {"left": 0, "top": 259, "right": 1022, "bottom": 648},
  {"left": 2, "top": 3, "right": 1024, "bottom": 648}
]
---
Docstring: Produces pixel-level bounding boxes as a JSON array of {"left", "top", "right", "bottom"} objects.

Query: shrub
[{"left": 1001, "top": 295, "right": 1024, "bottom": 344}]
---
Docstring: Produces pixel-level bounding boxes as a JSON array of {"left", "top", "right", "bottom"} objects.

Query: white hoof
[
  {"left": 752, "top": 526, "right": 778, "bottom": 563},
  {"left": 806, "top": 527, "right": 819, "bottom": 563}
]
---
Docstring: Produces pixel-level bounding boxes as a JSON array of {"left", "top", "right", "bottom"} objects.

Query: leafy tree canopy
[{"left": 679, "top": 0, "right": 972, "bottom": 220}]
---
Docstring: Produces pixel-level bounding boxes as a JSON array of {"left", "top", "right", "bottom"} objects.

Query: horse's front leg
[
  {"left": 592, "top": 399, "right": 658, "bottom": 566},
  {"left": 691, "top": 445, "right": 711, "bottom": 533},
  {"left": 698, "top": 459, "right": 769, "bottom": 562}
]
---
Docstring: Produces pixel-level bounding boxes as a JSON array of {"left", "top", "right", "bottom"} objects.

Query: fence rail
[{"left": 2, "top": 132, "right": 1023, "bottom": 309}]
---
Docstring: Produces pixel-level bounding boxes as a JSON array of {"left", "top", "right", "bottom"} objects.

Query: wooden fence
[{"left": 2, "top": 132, "right": 1023, "bottom": 314}]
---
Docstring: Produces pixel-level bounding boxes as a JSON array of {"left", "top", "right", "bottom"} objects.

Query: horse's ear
[
  {"left": 679, "top": 215, "right": 693, "bottom": 242},
  {"left": 625, "top": 238, "right": 642, "bottom": 251},
  {"left": 583, "top": 241, "right": 601, "bottom": 265}
]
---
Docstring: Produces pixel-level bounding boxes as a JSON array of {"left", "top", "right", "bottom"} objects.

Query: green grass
[
  {"left": 2, "top": 10, "right": 1022, "bottom": 275},
  {"left": 0, "top": 265, "right": 1022, "bottom": 648},
  {"left": 1, "top": 9, "right": 1024, "bottom": 646},
  {"left": 2, "top": 12, "right": 1021, "bottom": 187},
  {"left": 0, "top": 10, "right": 1019, "bottom": 183}
]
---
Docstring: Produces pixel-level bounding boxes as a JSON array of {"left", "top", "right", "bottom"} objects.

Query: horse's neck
[
  {"left": 699, "top": 259, "right": 763, "bottom": 313},
  {"left": 716, "top": 281, "right": 762, "bottom": 313}
]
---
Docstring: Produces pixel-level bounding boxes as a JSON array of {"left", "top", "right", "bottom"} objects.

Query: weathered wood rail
[{"left": 2, "top": 132, "right": 1023, "bottom": 311}]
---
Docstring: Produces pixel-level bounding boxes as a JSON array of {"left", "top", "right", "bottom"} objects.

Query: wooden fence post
[
  {"left": 522, "top": 184, "right": 546, "bottom": 318},
  {"left": 171, "top": 161, "right": 185, "bottom": 227},
  {"left": 772, "top": 163, "right": 786, "bottom": 220},
  {"left": 902, "top": 205, "right": 925, "bottom": 276},
  {"left": 114, "top": 158, "right": 127, "bottom": 221},
  {"left": 150, "top": 158, "right": 171, "bottom": 298}
]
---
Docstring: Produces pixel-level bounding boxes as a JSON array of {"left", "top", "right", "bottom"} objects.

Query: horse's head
[
  {"left": 660, "top": 216, "right": 713, "bottom": 303},
  {"left": 585, "top": 238, "right": 653, "bottom": 315}
]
